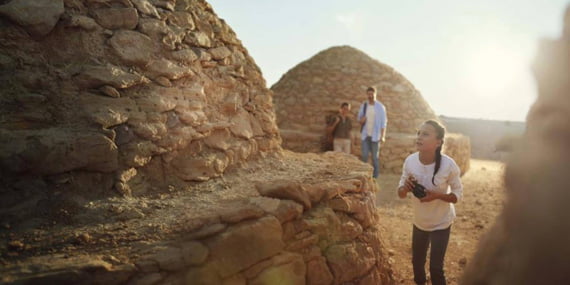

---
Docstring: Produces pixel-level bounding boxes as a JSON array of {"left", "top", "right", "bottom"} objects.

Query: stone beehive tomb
[
  {"left": 271, "top": 46, "right": 470, "bottom": 174},
  {"left": 0, "top": 0, "right": 395, "bottom": 284}
]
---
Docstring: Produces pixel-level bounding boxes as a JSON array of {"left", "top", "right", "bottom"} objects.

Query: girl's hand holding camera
[
  {"left": 419, "top": 189, "right": 440, "bottom": 203},
  {"left": 403, "top": 176, "right": 415, "bottom": 193}
]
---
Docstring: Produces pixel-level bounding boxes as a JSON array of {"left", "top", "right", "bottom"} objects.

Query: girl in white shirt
[{"left": 397, "top": 120, "right": 463, "bottom": 285}]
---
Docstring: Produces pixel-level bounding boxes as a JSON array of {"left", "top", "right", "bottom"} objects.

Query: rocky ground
[
  {"left": 376, "top": 159, "right": 506, "bottom": 284},
  {"left": 0, "top": 150, "right": 385, "bottom": 284},
  {"left": 0, "top": 155, "right": 504, "bottom": 284}
]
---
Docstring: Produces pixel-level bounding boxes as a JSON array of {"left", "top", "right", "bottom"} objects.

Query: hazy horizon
[{"left": 209, "top": 0, "right": 568, "bottom": 122}]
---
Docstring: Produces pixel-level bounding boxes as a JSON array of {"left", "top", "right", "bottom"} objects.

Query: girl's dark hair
[{"left": 424, "top": 120, "right": 445, "bottom": 185}]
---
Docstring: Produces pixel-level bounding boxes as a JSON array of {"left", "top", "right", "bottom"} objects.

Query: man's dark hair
[
  {"left": 340, "top": 102, "right": 350, "bottom": 108},
  {"left": 367, "top": 87, "right": 376, "bottom": 93}
]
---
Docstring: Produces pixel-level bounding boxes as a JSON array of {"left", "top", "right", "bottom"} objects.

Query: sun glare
[{"left": 465, "top": 44, "right": 527, "bottom": 98}]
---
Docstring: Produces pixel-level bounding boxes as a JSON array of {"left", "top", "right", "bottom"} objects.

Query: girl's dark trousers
[{"left": 412, "top": 225, "right": 451, "bottom": 285}]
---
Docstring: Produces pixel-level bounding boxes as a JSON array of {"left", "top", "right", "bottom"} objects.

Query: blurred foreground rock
[{"left": 462, "top": 7, "right": 570, "bottom": 284}]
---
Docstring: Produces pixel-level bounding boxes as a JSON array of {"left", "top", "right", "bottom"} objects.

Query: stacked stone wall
[
  {"left": 1, "top": 152, "right": 395, "bottom": 285},
  {"left": 0, "top": 1, "right": 397, "bottom": 284},
  {"left": 0, "top": 0, "right": 280, "bottom": 200}
]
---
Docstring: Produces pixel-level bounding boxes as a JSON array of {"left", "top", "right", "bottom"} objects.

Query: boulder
[
  {"left": 0, "top": 0, "right": 64, "bottom": 37},
  {"left": 325, "top": 242, "right": 376, "bottom": 284},
  {"left": 205, "top": 216, "right": 284, "bottom": 278},
  {"left": 0, "top": 129, "right": 118, "bottom": 175},
  {"left": 109, "top": 30, "right": 155, "bottom": 66},
  {"left": 256, "top": 180, "right": 311, "bottom": 209},
  {"left": 75, "top": 65, "right": 148, "bottom": 89},
  {"left": 131, "top": 0, "right": 160, "bottom": 18},
  {"left": 92, "top": 8, "right": 139, "bottom": 30}
]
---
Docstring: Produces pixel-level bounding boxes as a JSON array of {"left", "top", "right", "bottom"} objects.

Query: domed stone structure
[
  {"left": 0, "top": 1, "right": 395, "bottom": 284},
  {"left": 272, "top": 46, "right": 470, "bottom": 174},
  {"left": 0, "top": 0, "right": 281, "bottom": 192}
]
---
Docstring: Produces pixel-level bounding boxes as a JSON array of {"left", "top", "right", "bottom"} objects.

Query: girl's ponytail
[
  {"left": 424, "top": 120, "right": 445, "bottom": 185},
  {"left": 432, "top": 145, "right": 442, "bottom": 185}
]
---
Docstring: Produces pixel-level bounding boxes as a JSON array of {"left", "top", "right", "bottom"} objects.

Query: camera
[{"left": 410, "top": 178, "right": 426, "bottom": 198}]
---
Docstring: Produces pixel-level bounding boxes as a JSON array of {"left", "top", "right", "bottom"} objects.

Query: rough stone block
[{"left": 205, "top": 216, "right": 284, "bottom": 278}]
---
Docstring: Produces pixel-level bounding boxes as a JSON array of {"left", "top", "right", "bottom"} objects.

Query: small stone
[
  {"left": 132, "top": 0, "right": 160, "bottom": 18},
  {"left": 171, "top": 49, "right": 198, "bottom": 63},
  {"left": 100, "top": 85, "right": 121, "bottom": 98},
  {"left": 154, "top": 76, "right": 171, "bottom": 87},
  {"left": 16, "top": 93, "right": 47, "bottom": 104},
  {"left": 68, "top": 15, "right": 99, "bottom": 31},
  {"left": 104, "top": 255, "right": 121, "bottom": 264},
  {"left": 8, "top": 240, "right": 25, "bottom": 251},
  {"left": 154, "top": 0, "right": 175, "bottom": 11},
  {"left": 208, "top": 46, "right": 232, "bottom": 60},
  {"left": 459, "top": 257, "right": 468, "bottom": 267},
  {"left": 256, "top": 180, "right": 311, "bottom": 210},
  {"left": 76, "top": 233, "right": 92, "bottom": 244},
  {"left": 201, "top": 61, "right": 216, "bottom": 68},
  {"left": 184, "top": 31, "right": 211, "bottom": 48},
  {"left": 92, "top": 8, "right": 138, "bottom": 30}
]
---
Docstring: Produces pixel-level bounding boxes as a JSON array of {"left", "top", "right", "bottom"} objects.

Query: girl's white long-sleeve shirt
[{"left": 398, "top": 152, "right": 463, "bottom": 231}]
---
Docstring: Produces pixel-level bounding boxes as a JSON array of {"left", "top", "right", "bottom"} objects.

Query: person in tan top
[{"left": 328, "top": 102, "right": 353, "bottom": 154}]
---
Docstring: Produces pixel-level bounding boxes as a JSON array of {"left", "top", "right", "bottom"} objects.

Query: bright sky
[{"left": 208, "top": 0, "right": 569, "bottom": 122}]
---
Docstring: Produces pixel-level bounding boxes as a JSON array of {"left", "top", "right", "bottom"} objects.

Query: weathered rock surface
[
  {"left": 0, "top": 0, "right": 396, "bottom": 284},
  {"left": 75, "top": 65, "right": 149, "bottom": 89},
  {"left": 0, "top": 0, "right": 64, "bottom": 37},
  {"left": 0, "top": 129, "right": 118, "bottom": 174},
  {"left": 1, "top": 151, "right": 395, "bottom": 285},
  {"left": 92, "top": 8, "right": 139, "bottom": 30},
  {"left": 0, "top": 0, "right": 280, "bottom": 192}
]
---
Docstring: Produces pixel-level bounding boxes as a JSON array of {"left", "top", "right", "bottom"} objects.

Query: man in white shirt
[{"left": 357, "top": 87, "right": 388, "bottom": 178}]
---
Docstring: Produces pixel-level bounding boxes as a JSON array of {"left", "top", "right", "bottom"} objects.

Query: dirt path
[{"left": 375, "top": 159, "right": 506, "bottom": 284}]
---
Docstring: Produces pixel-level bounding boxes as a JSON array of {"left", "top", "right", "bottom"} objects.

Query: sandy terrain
[{"left": 376, "top": 159, "right": 506, "bottom": 284}]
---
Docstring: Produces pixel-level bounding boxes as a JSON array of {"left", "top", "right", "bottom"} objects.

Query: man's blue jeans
[{"left": 361, "top": 136, "right": 379, "bottom": 178}]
